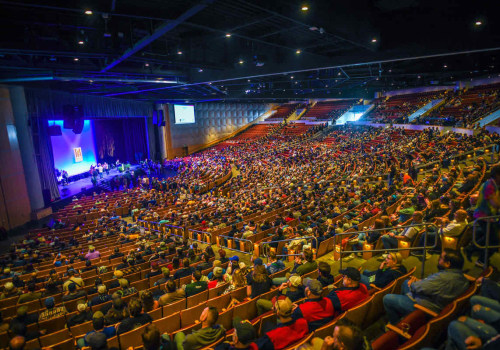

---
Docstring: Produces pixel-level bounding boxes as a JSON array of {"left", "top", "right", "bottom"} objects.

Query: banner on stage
[{"left": 74, "top": 147, "right": 83, "bottom": 163}]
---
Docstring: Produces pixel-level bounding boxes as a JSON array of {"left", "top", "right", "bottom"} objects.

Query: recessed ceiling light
[
  {"left": 74, "top": 58, "right": 79, "bottom": 61},
  {"left": 290, "top": 76, "right": 294, "bottom": 79},
  {"left": 239, "top": 60, "right": 244, "bottom": 64},
  {"left": 301, "top": 6, "right": 309, "bottom": 11},
  {"left": 177, "top": 51, "right": 183, "bottom": 55},
  {"left": 247, "top": 79, "right": 250, "bottom": 82},
  {"left": 443, "top": 64, "right": 448, "bottom": 68},
  {"left": 225, "top": 33, "right": 231, "bottom": 37},
  {"left": 371, "top": 38, "right": 377, "bottom": 43},
  {"left": 475, "top": 21, "right": 482, "bottom": 26},
  {"left": 145, "top": 63, "right": 149, "bottom": 67},
  {"left": 78, "top": 41, "right": 84, "bottom": 45},
  {"left": 296, "top": 49, "right": 301, "bottom": 54},
  {"left": 198, "top": 68, "right": 203, "bottom": 72},
  {"left": 84, "top": 10, "right": 93, "bottom": 15}
]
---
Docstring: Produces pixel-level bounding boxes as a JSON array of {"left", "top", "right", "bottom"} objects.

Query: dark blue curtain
[
  {"left": 33, "top": 118, "right": 61, "bottom": 201},
  {"left": 93, "top": 118, "right": 148, "bottom": 164}
]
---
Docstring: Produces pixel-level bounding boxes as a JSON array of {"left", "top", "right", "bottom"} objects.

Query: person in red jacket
[
  {"left": 254, "top": 297, "right": 309, "bottom": 350},
  {"left": 293, "top": 268, "right": 369, "bottom": 331}
]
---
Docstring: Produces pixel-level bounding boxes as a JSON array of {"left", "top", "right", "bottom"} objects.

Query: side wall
[{"left": 165, "top": 102, "right": 271, "bottom": 157}]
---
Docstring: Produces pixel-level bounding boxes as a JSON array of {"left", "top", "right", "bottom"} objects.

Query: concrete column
[
  {"left": 0, "top": 86, "right": 32, "bottom": 229},
  {"left": 9, "top": 86, "right": 44, "bottom": 210}
]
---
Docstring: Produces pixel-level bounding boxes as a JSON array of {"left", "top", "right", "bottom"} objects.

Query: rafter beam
[{"left": 100, "top": 0, "right": 215, "bottom": 72}]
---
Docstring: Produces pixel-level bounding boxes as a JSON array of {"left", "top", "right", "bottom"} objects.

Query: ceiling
[{"left": 0, "top": 0, "right": 498, "bottom": 102}]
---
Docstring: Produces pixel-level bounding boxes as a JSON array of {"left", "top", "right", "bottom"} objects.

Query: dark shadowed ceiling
[{"left": 0, "top": 0, "right": 498, "bottom": 101}]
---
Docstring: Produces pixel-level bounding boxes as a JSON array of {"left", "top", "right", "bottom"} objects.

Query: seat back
[
  {"left": 118, "top": 323, "right": 149, "bottom": 349},
  {"left": 313, "top": 313, "right": 345, "bottom": 339},
  {"left": 392, "top": 266, "right": 416, "bottom": 294},
  {"left": 364, "top": 281, "right": 395, "bottom": 326},
  {"left": 39, "top": 328, "right": 72, "bottom": 348},
  {"left": 344, "top": 295, "right": 373, "bottom": 328},
  {"left": 181, "top": 302, "right": 207, "bottom": 328},
  {"left": 162, "top": 298, "right": 185, "bottom": 316},
  {"left": 282, "top": 332, "right": 314, "bottom": 350},
  {"left": 371, "top": 330, "right": 400, "bottom": 350},
  {"left": 153, "top": 312, "right": 181, "bottom": 336},
  {"left": 187, "top": 289, "right": 209, "bottom": 308},
  {"left": 233, "top": 299, "right": 258, "bottom": 321},
  {"left": 207, "top": 293, "right": 231, "bottom": 312},
  {"left": 46, "top": 338, "right": 74, "bottom": 350}
]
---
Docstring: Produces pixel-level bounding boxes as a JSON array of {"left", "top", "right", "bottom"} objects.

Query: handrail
[
  {"left": 472, "top": 215, "right": 500, "bottom": 269},
  {"left": 216, "top": 234, "right": 254, "bottom": 255},
  {"left": 258, "top": 236, "right": 318, "bottom": 259},
  {"left": 187, "top": 228, "right": 213, "bottom": 245},
  {"left": 334, "top": 222, "right": 438, "bottom": 278}
]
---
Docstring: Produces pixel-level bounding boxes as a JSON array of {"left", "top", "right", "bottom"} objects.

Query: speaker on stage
[
  {"left": 73, "top": 118, "right": 84, "bottom": 134},
  {"left": 48, "top": 124, "right": 62, "bottom": 136},
  {"left": 63, "top": 105, "right": 84, "bottom": 130},
  {"left": 63, "top": 118, "right": 75, "bottom": 129}
]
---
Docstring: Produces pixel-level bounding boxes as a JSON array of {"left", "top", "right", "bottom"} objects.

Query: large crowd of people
[{"left": 1, "top": 122, "right": 500, "bottom": 350}]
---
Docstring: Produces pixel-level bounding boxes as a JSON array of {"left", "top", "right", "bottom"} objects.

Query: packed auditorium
[{"left": 1, "top": 1, "right": 500, "bottom": 350}]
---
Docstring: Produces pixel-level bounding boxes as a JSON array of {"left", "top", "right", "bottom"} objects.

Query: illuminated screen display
[
  {"left": 174, "top": 104, "right": 195, "bottom": 124},
  {"left": 49, "top": 120, "right": 97, "bottom": 176}
]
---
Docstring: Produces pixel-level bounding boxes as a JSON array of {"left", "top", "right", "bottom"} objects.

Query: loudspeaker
[
  {"left": 63, "top": 105, "right": 84, "bottom": 129},
  {"left": 72, "top": 118, "right": 84, "bottom": 134},
  {"left": 48, "top": 124, "right": 62, "bottom": 136},
  {"left": 63, "top": 118, "right": 75, "bottom": 129}
]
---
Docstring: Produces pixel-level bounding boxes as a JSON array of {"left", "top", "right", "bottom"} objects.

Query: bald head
[{"left": 9, "top": 336, "right": 25, "bottom": 350}]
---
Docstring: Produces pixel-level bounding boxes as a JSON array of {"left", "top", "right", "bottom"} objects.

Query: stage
[{"left": 57, "top": 165, "right": 141, "bottom": 200}]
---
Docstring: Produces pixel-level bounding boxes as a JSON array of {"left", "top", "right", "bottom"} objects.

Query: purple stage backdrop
[{"left": 49, "top": 120, "right": 97, "bottom": 176}]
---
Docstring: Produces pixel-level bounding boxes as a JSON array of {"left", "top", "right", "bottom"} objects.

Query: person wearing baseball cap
[
  {"left": 256, "top": 275, "right": 305, "bottom": 315},
  {"left": 254, "top": 297, "right": 309, "bottom": 350},
  {"left": 214, "top": 317, "right": 257, "bottom": 350},
  {"left": 291, "top": 271, "right": 368, "bottom": 331}
]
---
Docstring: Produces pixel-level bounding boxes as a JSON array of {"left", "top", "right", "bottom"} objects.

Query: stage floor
[{"left": 57, "top": 166, "right": 141, "bottom": 200}]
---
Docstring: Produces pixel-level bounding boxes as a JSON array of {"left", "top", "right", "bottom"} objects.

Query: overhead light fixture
[
  {"left": 301, "top": 6, "right": 309, "bottom": 11},
  {"left": 145, "top": 63, "right": 149, "bottom": 67},
  {"left": 198, "top": 68, "right": 203, "bottom": 72},
  {"left": 239, "top": 60, "right": 244, "bottom": 64},
  {"left": 296, "top": 49, "right": 301, "bottom": 54},
  {"left": 290, "top": 76, "right": 294, "bottom": 79},
  {"left": 177, "top": 51, "right": 183, "bottom": 55},
  {"left": 84, "top": 10, "right": 93, "bottom": 15},
  {"left": 225, "top": 33, "right": 231, "bottom": 37},
  {"left": 443, "top": 64, "right": 448, "bottom": 68},
  {"left": 78, "top": 40, "right": 84, "bottom": 45},
  {"left": 475, "top": 21, "right": 482, "bottom": 26},
  {"left": 74, "top": 58, "right": 79, "bottom": 61},
  {"left": 247, "top": 79, "right": 250, "bottom": 82},
  {"left": 371, "top": 38, "right": 377, "bottom": 43}
]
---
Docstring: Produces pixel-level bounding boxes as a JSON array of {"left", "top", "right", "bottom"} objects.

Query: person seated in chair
[
  {"left": 173, "top": 306, "right": 225, "bottom": 350},
  {"left": 383, "top": 249, "right": 470, "bottom": 325}
]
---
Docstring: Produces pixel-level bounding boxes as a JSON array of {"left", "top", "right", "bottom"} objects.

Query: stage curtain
[
  {"left": 33, "top": 118, "right": 61, "bottom": 201},
  {"left": 24, "top": 88, "right": 153, "bottom": 119},
  {"left": 94, "top": 118, "right": 148, "bottom": 163}
]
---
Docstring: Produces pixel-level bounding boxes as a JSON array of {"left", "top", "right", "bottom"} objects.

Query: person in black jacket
[{"left": 360, "top": 252, "right": 406, "bottom": 289}]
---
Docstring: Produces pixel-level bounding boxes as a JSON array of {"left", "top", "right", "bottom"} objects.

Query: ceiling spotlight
[
  {"left": 84, "top": 10, "right": 93, "bottom": 15},
  {"left": 443, "top": 64, "right": 448, "bottom": 68},
  {"left": 371, "top": 38, "right": 377, "bottom": 43},
  {"left": 418, "top": 75, "right": 421, "bottom": 79},
  {"left": 74, "top": 58, "right": 79, "bottom": 61},
  {"left": 290, "top": 76, "right": 294, "bottom": 79},
  {"left": 247, "top": 79, "right": 251, "bottom": 82},
  {"left": 296, "top": 49, "right": 301, "bottom": 54},
  {"left": 49, "top": 56, "right": 56, "bottom": 61},
  {"left": 78, "top": 40, "right": 84, "bottom": 45},
  {"left": 145, "top": 63, "right": 149, "bottom": 67},
  {"left": 198, "top": 68, "right": 203, "bottom": 72},
  {"left": 475, "top": 21, "right": 482, "bottom": 26},
  {"left": 239, "top": 60, "right": 244, "bottom": 64},
  {"left": 225, "top": 33, "right": 231, "bottom": 37},
  {"left": 301, "top": 6, "right": 309, "bottom": 11},
  {"left": 177, "top": 51, "right": 183, "bottom": 55}
]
